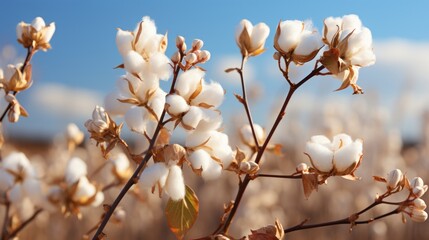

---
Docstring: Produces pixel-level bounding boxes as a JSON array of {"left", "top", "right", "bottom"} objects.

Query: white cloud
[
  {"left": 374, "top": 39, "right": 429, "bottom": 81},
  {"left": 29, "top": 83, "right": 103, "bottom": 119}
]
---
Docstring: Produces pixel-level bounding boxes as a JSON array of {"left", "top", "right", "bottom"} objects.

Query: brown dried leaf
[
  {"left": 373, "top": 176, "right": 387, "bottom": 183},
  {"left": 234, "top": 93, "right": 245, "bottom": 104},
  {"left": 114, "top": 63, "right": 125, "bottom": 69},
  {"left": 155, "top": 127, "right": 171, "bottom": 147},
  {"left": 302, "top": 173, "right": 319, "bottom": 199},
  {"left": 189, "top": 79, "right": 203, "bottom": 101},
  {"left": 225, "top": 68, "right": 236, "bottom": 73}
]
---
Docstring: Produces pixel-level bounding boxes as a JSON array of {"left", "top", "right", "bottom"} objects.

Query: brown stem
[
  {"left": 234, "top": 56, "right": 260, "bottom": 150},
  {"left": 1, "top": 200, "right": 10, "bottom": 239},
  {"left": 7, "top": 209, "right": 43, "bottom": 239},
  {"left": 0, "top": 47, "right": 35, "bottom": 123},
  {"left": 255, "top": 173, "right": 302, "bottom": 179},
  {"left": 218, "top": 65, "right": 325, "bottom": 234},
  {"left": 284, "top": 208, "right": 400, "bottom": 234},
  {"left": 92, "top": 54, "right": 184, "bottom": 240}
]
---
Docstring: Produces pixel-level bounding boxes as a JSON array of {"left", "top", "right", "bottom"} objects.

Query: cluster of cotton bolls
[{"left": 95, "top": 16, "right": 233, "bottom": 201}]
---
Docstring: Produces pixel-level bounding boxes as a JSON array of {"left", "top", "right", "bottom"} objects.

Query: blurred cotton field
[{"left": 0, "top": 10, "right": 429, "bottom": 240}]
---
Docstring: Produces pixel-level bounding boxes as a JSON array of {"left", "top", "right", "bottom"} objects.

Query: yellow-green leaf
[{"left": 165, "top": 185, "right": 199, "bottom": 240}]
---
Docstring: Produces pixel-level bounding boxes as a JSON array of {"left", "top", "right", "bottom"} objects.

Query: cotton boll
[
  {"left": 165, "top": 165, "right": 185, "bottom": 201},
  {"left": 133, "top": 16, "right": 157, "bottom": 54},
  {"left": 185, "top": 130, "right": 211, "bottom": 148},
  {"left": 332, "top": 134, "right": 353, "bottom": 150},
  {"left": 139, "top": 163, "right": 169, "bottom": 190},
  {"left": 43, "top": 22, "right": 56, "bottom": 43},
  {"left": 0, "top": 169, "right": 14, "bottom": 191},
  {"left": 323, "top": 17, "right": 342, "bottom": 43},
  {"left": 310, "top": 135, "right": 331, "bottom": 147},
  {"left": 123, "top": 51, "right": 145, "bottom": 74},
  {"left": 149, "top": 52, "right": 171, "bottom": 80},
  {"left": 191, "top": 81, "right": 224, "bottom": 108},
  {"left": 249, "top": 23, "right": 270, "bottom": 50},
  {"left": 91, "top": 192, "right": 105, "bottom": 207},
  {"left": 294, "top": 31, "right": 323, "bottom": 56},
  {"left": 276, "top": 20, "right": 303, "bottom": 53},
  {"left": 148, "top": 89, "right": 167, "bottom": 119},
  {"left": 166, "top": 94, "right": 190, "bottom": 116},
  {"left": 182, "top": 106, "right": 203, "bottom": 130},
  {"left": 188, "top": 149, "right": 211, "bottom": 171},
  {"left": 305, "top": 142, "right": 334, "bottom": 173},
  {"left": 116, "top": 29, "right": 133, "bottom": 56},
  {"left": 31, "top": 17, "right": 46, "bottom": 31},
  {"left": 65, "top": 157, "right": 87, "bottom": 185},
  {"left": 341, "top": 14, "right": 362, "bottom": 32},
  {"left": 202, "top": 159, "right": 222, "bottom": 180},
  {"left": 194, "top": 109, "right": 222, "bottom": 131},
  {"left": 334, "top": 140, "right": 363, "bottom": 172},
  {"left": 235, "top": 19, "right": 253, "bottom": 43},
  {"left": 124, "top": 107, "right": 147, "bottom": 134},
  {"left": 175, "top": 69, "right": 205, "bottom": 99},
  {"left": 73, "top": 177, "right": 96, "bottom": 202}
]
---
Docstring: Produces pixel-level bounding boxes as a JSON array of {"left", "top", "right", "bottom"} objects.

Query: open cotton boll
[
  {"left": 332, "top": 134, "right": 353, "bottom": 150},
  {"left": 175, "top": 69, "right": 205, "bottom": 99},
  {"left": 133, "top": 16, "right": 157, "bottom": 54},
  {"left": 124, "top": 107, "right": 148, "bottom": 134},
  {"left": 31, "top": 17, "right": 46, "bottom": 31},
  {"left": 164, "top": 165, "right": 185, "bottom": 201},
  {"left": 202, "top": 159, "right": 222, "bottom": 180},
  {"left": 116, "top": 29, "right": 133, "bottom": 56},
  {"left": 22, "top": 178, "right": 43, "bottom": 205},
  {"left": 182, "top": 106, "right": 203, "bottom": 130},
  {"left": 305, "top": 142, "right": 334, "bottom": 173},
  {"left": 294, "top": 32, "right": 323, "bottom": 56},
  {"left": 166, "top": 94, "right": 190, "bottom": 116},
  {"left": 194, "top": 109, "right": 222, "bottom": 132},
  {"left": 139, "top": 163, "right": 169, "bottom": 190},
  {"left": 149, "top": 52, "right": 171, "bottom": 80},
  {"left": 188, "top": 149, "right": 211, "bottom": 171},
  {"left": 147, "top": 89, "right": 167, "bottom": 119},
  {"left": 277, "top": 20, "right": 303, "bottom": 53},
  {"left": 334, "top": 140, "right": 363, "bottom": 172},
  {"left": 341, "top": 14, "right": 362, "bottom": 31},
  {"left": 323, "top": 17, "right": 342, "bottom": 43},
  {"left": 185, "top": 130, "right": 211, "bottom": 148},
  {"left": 249, "top": 23, "right": 270, "bottom": 50},
  {"left": 91, "top": 192, "right": 105, "bottom": 207},
  {"left": 73, "top": 177, "right": 98, "bottom": 203},
  {"left": 65, "top": 157, "right": 87, "bottom": 185},
  {"left": 191, "top": 81, "right": 224, "bottom": 108},
  {"left": 13, "top": 197, "right": 35, "bottom": 221},
  {"left": 123, "top": 51, "right": 145, "bottom": 74}
]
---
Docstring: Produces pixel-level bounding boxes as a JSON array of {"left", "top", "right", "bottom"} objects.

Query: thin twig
[
  {"left": 1, "top": 200, "right": 10, "bottom": 239},
  {"left": 255, "top": 173, "right": 302, "bottom": 179},
  {"left": 0, "top": 47, "right": 35, "bottom": 123},
  {"left": 233, "top": 56, "right": 260, "bottom": 150},
  {"left": 284, "top": 208, "right": 400, "bottom": 233},
  {"left": 8, "top": 209, "right": 43, "bottom": 239},
  {"left": 218, "top": 65, "right": 325, "bottom": 234}
]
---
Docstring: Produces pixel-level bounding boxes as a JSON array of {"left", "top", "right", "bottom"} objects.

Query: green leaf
[{"left": 165, "top": 185, "right": 199, "bottom": 240}]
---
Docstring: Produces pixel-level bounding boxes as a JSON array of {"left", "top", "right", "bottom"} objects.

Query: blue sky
[{"left": 1, "top": 1, "right": 429, "bottom": 139}]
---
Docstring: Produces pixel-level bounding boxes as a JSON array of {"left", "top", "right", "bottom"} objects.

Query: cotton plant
[
  {"left": 0, "top": 152, "right": 43, "bottom": 222},
  {"left": 47, "top": 157, "right": 104, "bottom": 218},
  {"left": 0, "top": 13, "right": 425, "bottom": 240}
]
